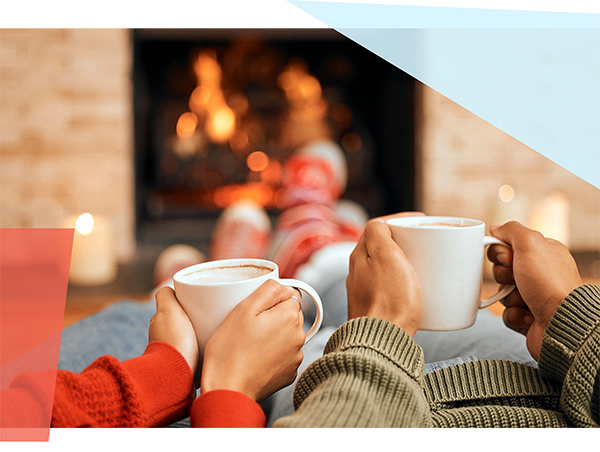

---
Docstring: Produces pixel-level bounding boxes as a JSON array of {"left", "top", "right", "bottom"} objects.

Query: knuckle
[
  {"left": 546, "top": 237, "right": 568, "bottom": 251},
  {"left": 264, "top": 279, "right": 281, "bottom": 290},
  {"left": 284, "top": 305, "right": 299, "bottom": 322},
  {"left": 156, "top": 286, "right": 172, "bottom": 298},
  {"left": 262, "top": 279, "right": 285, "bottom": 298},
  {"left": 520, "top": 230, "right": 544, "bottom": 250}
]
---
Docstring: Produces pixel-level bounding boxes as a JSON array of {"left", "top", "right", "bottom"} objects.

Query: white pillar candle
[
  {"left": 484, "top": 186, "right": 529, "bottom": 279},
  {"left": 489, "top": 194, "right": 529, "bottom": 227},
  {"left": 529, "top": 191, "right": 570, "bottom": 247},
  {"left": 66, "top": 213, "right": 117, "bottom": 286}
]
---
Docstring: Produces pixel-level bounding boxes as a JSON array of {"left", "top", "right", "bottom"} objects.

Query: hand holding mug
[
  {"left": 200, "top": 280, "right": 305, "bottom": 402},
  {"left": 173, "top": 258, "right": 322, "bottom": 356},
  {"left": 488, "top": 221, "right": 582, "bottom": 361},
  {"left": 149, "top": 287, "right": 200, "bottom": 382},
  {"left": 347, "top": 219, "right": 423, "bottom": 337}
]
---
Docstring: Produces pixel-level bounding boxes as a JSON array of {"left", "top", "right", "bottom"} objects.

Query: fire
[
  {"left": 176, "top": 112, "right": 198, "bottom": 139},
  {"left": 173, "top": 48, "right": 337, "bottom": 212},
  {"left": 187, "top": 51, "right": 236, "bottom": 144},
  {"left": 278, "top": 61, "right": 331, "bottom": 149},
  {"left": 206, "top": 106, "right": 236, "bottom": 143},
  {"left": 230, "top": 130, "right": 251, "bottom": 158},
  {"left": 212, "top": 183, "right": 274, "bottom": 208},
  {"left": 194, "top": 51, "right": 222, "bottom": 89},
  {"left": 190, "top": 86, "right": 211, "bottom": 109},
  {"left": 278, "top": 62, "right": 322, "bottom": 105},
  {"left": 247, "top": 151, "right": 270, "bottom": 172},
  {"left": 260, "top": 160, "right": 282, "bottom": 184}
]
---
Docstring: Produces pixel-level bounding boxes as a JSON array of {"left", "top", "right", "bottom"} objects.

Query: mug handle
[
  {"left": 278, "top": 278, "right": 323, "bottom": 344},
  {"left": 480, "top": 236, "right": 516, "bottom": 309}
]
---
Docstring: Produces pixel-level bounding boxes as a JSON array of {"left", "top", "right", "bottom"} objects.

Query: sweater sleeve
[
  {"left": 50, "top": 341, "right": 196, "bottom": 427},
  {"left": 190, "top": 390, "right": 266, "bottom": 428},
  {"left": 538, "top": 284, "right": 600, "bottom": 427},
  {"left": 273, "top": 316, "right": 431, "bottom": 427}
]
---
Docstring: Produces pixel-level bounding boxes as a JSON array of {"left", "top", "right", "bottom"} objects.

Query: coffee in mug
[
  {"left": 173, "top": 258, "right": 323, "bottom": 354},
  {"left": 183, "top": 264, "right": 273, "bottom": 284},
  {"left": 386, "top": 216, "right": 514, "bottom": 331},
  {"left": 417, "top": 222, "right": 470, "bottom": 228}
]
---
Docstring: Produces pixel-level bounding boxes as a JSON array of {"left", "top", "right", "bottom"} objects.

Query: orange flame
[
  {"left": 247, "top": 151, "right": 270, "bottom": 172},
  {"left": 176, "top": 112, "right": 198, "bottom": 139},
  {"left": 205, "top": 106, "right": 235, "bottom": 143}
]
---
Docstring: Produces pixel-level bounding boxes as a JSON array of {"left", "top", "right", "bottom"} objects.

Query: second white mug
[{"left": 386, "top": 216, "right": 514, "bottom": 331}]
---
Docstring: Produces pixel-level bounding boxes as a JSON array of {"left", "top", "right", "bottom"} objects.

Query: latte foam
[{"left": 184, "top": 264, "right": 272, "bottom": 284}]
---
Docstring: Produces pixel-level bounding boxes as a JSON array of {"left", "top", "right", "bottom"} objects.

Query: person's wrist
[
  {"left": 200, "top": 372, "right": 257, "bottom": 401},
  {"left": 365, "top": 308, "right": 420, "bottom": 337}
]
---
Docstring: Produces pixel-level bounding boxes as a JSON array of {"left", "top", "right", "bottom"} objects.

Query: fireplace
[{"left": 133, "top": 29, "right": 416, "bottom": 248}]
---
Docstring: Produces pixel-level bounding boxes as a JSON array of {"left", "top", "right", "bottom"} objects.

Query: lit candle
[
  {"left": 66, "top": 213, "right": 117, "bottom": 286},
  {"left": 488, "top": 184, "right": 529, "bottom": 226},
  {"left": 485, "top": 185, "right": 529, "bottom": 279}
]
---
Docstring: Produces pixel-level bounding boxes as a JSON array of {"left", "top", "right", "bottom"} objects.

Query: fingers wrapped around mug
[
  {"left": 489, "top": 221, "right": 582, "bottom": 361},
  {"left": 149, "top": 287, "right": 200, "bottom": 379},
  {"left": 487, "top": 242, "right": 515, "bottom": 280},
  {"left": 200, "top": 280, "right": 306, "bottom": 402},
  {"left": 347, "top": 220, "right": 422, "bottom": 337}
]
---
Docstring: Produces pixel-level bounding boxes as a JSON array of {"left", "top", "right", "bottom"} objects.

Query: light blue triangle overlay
[
  {"left": 290, "top": 2, "right": 600, "bottom": 188},
  {"left": 290, "top": 2, "right": 600, "bottom": 28}
]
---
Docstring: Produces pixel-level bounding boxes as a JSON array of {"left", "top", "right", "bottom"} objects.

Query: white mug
[
  {"left": 173, "top": 258, "right": 323, "bottom": 354},
  {"left": 386, "top": 216, "right": 514, "bottom": 331}
]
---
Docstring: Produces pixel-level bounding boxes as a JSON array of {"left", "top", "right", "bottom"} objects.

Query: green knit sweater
[{"left": 274, "top": 284, "right": 600, "bottom": 428}]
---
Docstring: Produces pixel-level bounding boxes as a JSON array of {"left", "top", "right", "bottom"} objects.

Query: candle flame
[
  {"left": 75, "top": 213, "right": 94, "bottom": 235},
  {"left": 499, "top": 185, "right": 515, "bottom": 203}
]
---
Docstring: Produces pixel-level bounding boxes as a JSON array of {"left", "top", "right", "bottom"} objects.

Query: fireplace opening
[{"left": 133, "top": 29, "right": 416, "bottom": 248}]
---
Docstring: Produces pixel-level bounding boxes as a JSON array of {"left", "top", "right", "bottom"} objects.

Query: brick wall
[
  {"left": 416, "top": 84, "right": 599, "bottom": 252},
  {"left": 0, "top": 29, "right": 134, "bottom": 260}
]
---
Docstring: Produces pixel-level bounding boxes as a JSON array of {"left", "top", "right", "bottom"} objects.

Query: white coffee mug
[
  {"left": 386, "top": 216, "right": 515, "bottom": 331},
  {"left": 173, "top": 258, "right": 323, "bottom": 354}
]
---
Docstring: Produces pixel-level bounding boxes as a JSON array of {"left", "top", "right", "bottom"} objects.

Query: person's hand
[
  {"left": 200, "top": 280, "right": 305, "bottom": 402},
  {"left": 149, "top": 287, "right": 200, "bottom": 380},
  {"left": 347, "top": 217, "right": 423, "bottom": 337},
  {"left": 488, "top": 221, "right": 582, "bottom": 361}
]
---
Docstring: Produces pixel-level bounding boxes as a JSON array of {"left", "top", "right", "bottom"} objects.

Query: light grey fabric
[
  {"left": 414, "top": 309, "right": 537, "bottom": 368},
  {"left": 58, "top": 300, "right": 155, "bottom": 372}
]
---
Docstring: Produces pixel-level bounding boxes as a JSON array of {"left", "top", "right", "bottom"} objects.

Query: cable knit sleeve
[
  {"left": 538, "top": 284, "right": 600, "bottom": 427},
  {"left": 50, "top": 341, "right": 196, "bottom": 427},
  {"left": 273, "top": 317, "right": 431, "bottom": 427}
]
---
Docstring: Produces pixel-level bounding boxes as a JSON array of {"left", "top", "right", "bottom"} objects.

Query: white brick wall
[
  {"left": 0, "top": 29, "right": 134, "bottom": 260},
  {"left": 417, "top": 84, "right": 599, "bottom": 251}
]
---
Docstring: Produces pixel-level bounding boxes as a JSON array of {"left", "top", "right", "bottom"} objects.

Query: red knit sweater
[{"left": 1, "top": 342, "right": 266, "bottom": 428}]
